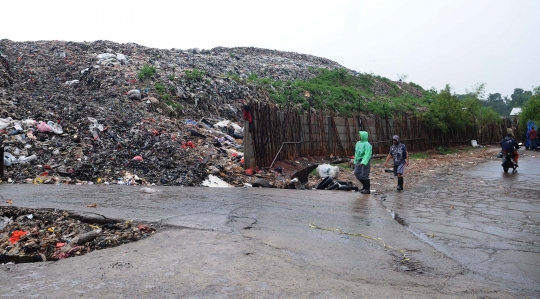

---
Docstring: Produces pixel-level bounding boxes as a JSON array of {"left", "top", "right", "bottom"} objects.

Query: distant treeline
[{"left": 455, "top": 88, "right": 534, "bottom": 116}]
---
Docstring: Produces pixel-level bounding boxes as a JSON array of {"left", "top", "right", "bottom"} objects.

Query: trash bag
[
  {"left": 316, "top": 164, "right": 339, "bottom": 179},
  {"left": 3, "top": 152, "right": 18, "bottom": 166},
  {"left": 128, "top": 89, "right": 141, "bottom": 100},
  {"left": 0, "top": 117, "right": 12, "bottom": 130},
  {"left": 47, "top": 121, "right": 63, "bottom": 134},
  {"left": 251, "top": 178, "right": 274, "bottom": 188},
  {"left": 315, "top": 176, "right": 333, "bottom": 189}
]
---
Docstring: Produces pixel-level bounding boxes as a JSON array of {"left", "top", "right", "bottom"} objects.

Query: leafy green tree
[
  {"left": 509, "top": 88, "right": 533, "bottom": 108},
  {"left": 479, "top": 107, "right": 502, "bottom": 125},
  {"left": 482, "top": 92, "right": 510, "bottom": 115},
  {"left": 423, "top": 85, "right": 469, "bottom": 133},
  {"left": 462, "top": 95, "right": 482, "bottom": 124},
  {"left": 519, "top": 87, "right": 540, "bottom": 124}
]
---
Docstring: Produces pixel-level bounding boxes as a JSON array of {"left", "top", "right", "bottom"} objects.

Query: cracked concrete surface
[{"left": 0, "top": 153, "right": 538, "bottom": 298}]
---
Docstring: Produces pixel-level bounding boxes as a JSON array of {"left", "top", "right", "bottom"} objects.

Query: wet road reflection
[{"left": 380, "top": 150, "right": 540, "bottom": 296}]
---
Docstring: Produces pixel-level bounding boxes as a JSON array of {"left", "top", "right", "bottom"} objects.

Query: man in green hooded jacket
[{"left": 354, "top": 131, "right": 373, "bottom": 194}]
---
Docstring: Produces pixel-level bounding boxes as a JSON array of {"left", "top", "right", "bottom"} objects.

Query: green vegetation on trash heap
[
  {"left": 238, "top": 69, "right": 504, "bottom": 137},
  {"left": 155, "top": 82, "right": 165, "bottom": 93},
  {"left": 184, "top": 69, "right": 205, "bottom": 81},
  {"left": 138, "top": 65, "right": 156, "bottom": 81},
  {"left": 244, "top": 68, "right": 429, "bottom": 116},
  {"left": 162, "top": 95, "right": 184, "bottom": 112}
]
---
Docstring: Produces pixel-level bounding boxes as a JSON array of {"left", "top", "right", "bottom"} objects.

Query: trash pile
[
  {"left": 0, "top": 39, "right": 346, "bottom": 186},
  {"left": 0, "top": 206, "right": 156, "bottom": 263},
  {"left": 312, "top": 164, "right": 359, "bottom": 191}
]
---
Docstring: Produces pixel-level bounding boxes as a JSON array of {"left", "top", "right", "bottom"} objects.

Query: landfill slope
[{"left": 0, "top": 39, "right": 415, "bottom": 186}]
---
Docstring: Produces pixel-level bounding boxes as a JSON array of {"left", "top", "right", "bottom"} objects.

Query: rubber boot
[
  {"left": 397, "top": 177, "right": 403, "bottom": 191},
  {"left": 358, "top": 179, "right": 366, "bottom": 192},
  {"left": 361, "top": 179, "right": 371, "bottom": 194}
]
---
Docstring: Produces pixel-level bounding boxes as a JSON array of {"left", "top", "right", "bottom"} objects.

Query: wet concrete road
[
  {"left": 381, "top": 150, "right": 540, "bottom": 298},
  {"left": 0, "top": 153, "right": 538, "bottom": 298}
]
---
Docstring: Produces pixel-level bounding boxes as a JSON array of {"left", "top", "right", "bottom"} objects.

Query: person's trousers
[{"left": 354, "top": 162, "right": 371, "bottom": 181}]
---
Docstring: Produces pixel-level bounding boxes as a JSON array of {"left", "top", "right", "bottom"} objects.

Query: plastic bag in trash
[
  {"left": 128, "top": 89, "right": 141, "bottom": 100},
  {"left": 316, "top": 164, "right": 339, "bottom": 179},
  {"left": 47, "top": 121, "right": 63, "bottom": 134},
  {"left": 36, "top": 121, "right": 51, "bottom": 133},
  {"left": 4, "top": 152, "right": 18, "bottom": 166},
  {"left": 0, "top": 117, "right": 13, "bottom": 130}
]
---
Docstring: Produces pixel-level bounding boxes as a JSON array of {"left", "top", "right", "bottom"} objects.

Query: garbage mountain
[{"left": 0, "top": 39, "right": 344, "bottom": 185}]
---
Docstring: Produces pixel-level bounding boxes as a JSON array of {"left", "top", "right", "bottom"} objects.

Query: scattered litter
[
  {"left": 201, "top": 175, "right": 232, "bottom": 187},
  {"left": 140, "top": 187, "right": 159, "bottom": 193},
  {"left": 0, "top": 206, "right": 157, "bottom": 263}
]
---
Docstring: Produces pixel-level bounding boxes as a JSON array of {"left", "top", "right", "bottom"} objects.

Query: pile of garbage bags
[{"left": 0, "top": 206, "right": 156, "bottom": 263}]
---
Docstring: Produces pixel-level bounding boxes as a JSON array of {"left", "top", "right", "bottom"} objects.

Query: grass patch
[
  {"left": 409, "top": 153, "right": 431, "bottom": 159},
  {"left": 163, "top": 98, "right": 183, "bottom": 113},
  {"left": 370, "top": 159, "right": 385, "bottom": 164},
  {"left": 331, "top": 163, "right": 353, "bottom": 170},
  {"left": 185, "top": 69, "right": 205, "bottom": 81},
  {"left": 138, "top": 65, "right": 156, "bottom": 81},
  {"left": 436, "top": 147, "right": 458, "bottom": 155},
  {"left": 228, "top": 72, "right": 240, "bottom": 82},
  {"left": 155, "top": 82, "right": 165, "bottom": 93}
]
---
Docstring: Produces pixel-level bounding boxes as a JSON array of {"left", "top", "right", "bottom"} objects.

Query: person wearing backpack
[{"left": 383, "top": 135, "right": 410, "bottom": 191}]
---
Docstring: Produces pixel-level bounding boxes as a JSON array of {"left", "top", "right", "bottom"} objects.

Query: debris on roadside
[{"left": 0, "top": 206, "right": 157, "bottom": 264}]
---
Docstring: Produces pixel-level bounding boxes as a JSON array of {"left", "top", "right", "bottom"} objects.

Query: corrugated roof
[{"left": 510, "top": 108, "right": 522, "bottom": 116}]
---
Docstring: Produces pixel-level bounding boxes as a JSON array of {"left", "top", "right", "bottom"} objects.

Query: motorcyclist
[{"left": 500, "top": 133, "right": 519, "bottom": 167}]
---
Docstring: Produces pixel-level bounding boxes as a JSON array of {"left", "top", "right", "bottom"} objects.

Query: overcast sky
[{"left": 2, "top": 0, "right": 538, "bottom": 98}]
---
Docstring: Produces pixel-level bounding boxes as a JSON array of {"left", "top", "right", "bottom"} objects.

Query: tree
[
  {"left": 483, "top": 92, "right": 510, "bottom": 115},
  {"left": 423, "top": 85, "right": 469, "bottom": 133},
  {"left": 462, "top": 95, "right": 482, "bottom": 123},
  {"left": 509, "top": 88, "right": 533, "bottom": 108},
  {"left": 465, "top": 82, "right": 486, "bottom": 100},
  {"left": 519, "top": 87, "right": 540, "bottom": 124},
  {"left": 479, "top": 107, "right": 502, "bottom": 126}
]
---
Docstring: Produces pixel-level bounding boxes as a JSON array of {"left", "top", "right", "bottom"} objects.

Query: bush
[
  {"left": 138, "top": 65, "right": 156, "bottom": 81},
  {"left": 409, "top": 82, "right": 424, "bottom": 90}
]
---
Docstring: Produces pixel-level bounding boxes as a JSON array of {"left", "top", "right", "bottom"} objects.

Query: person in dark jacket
[
  {"left": 354, "top": 131, "right": 372, "bottom": 194},
  {"left": 500, "top": 133, "right": 520, "bottom": 166},
  {"left": 383, "top": 135, "right": 410, "bottom": 191}
]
